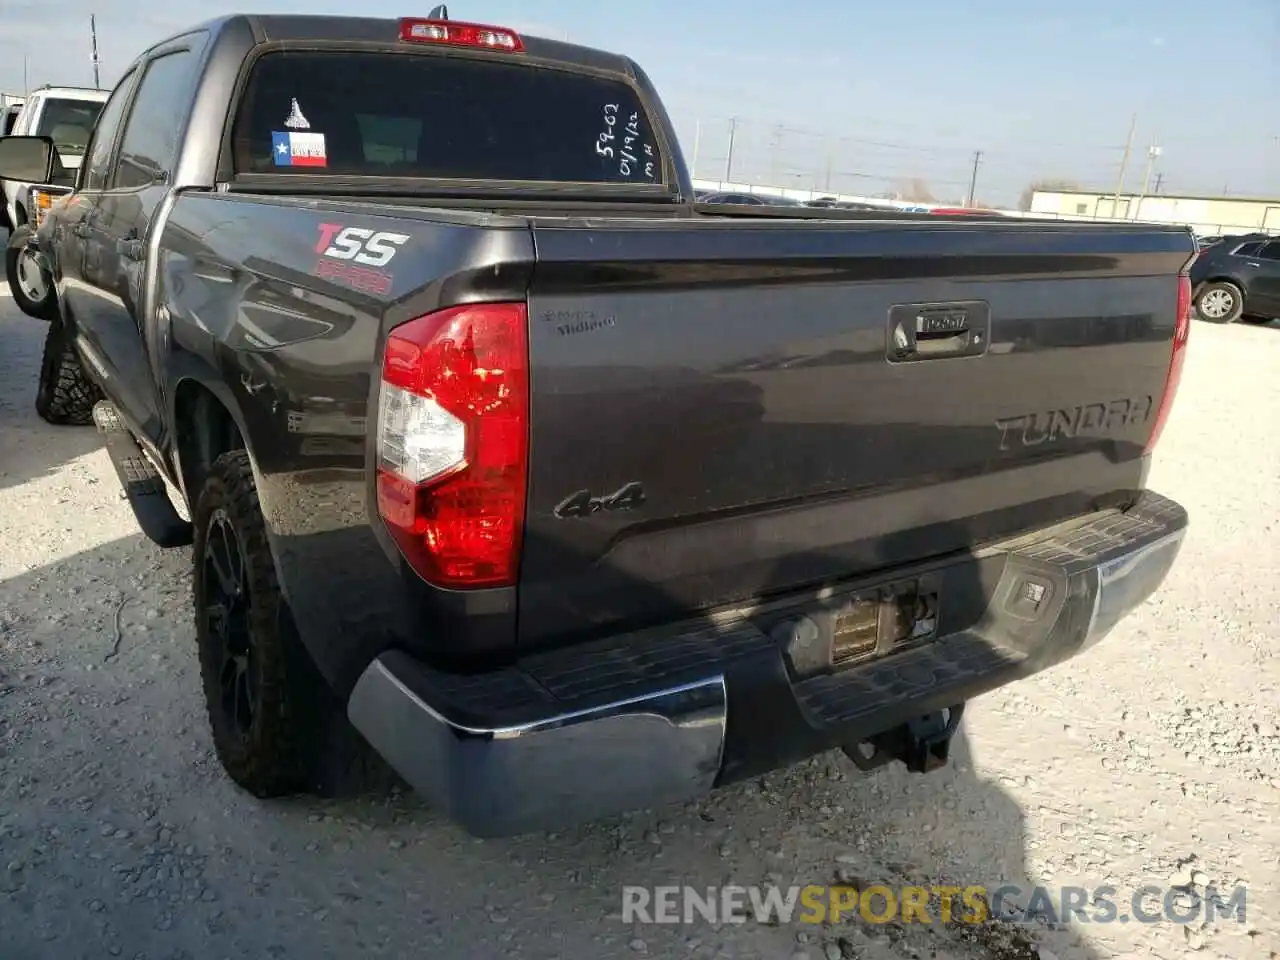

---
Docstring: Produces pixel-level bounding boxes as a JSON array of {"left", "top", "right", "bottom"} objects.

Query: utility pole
[
  {"left": 23, "top": 52, "right": 30, "bottom": 96},
  {"left": 690, "top": 120, "right": 701, "bottom": 180},
  {"left": 1133, "top": 143, "right": 1161, "bottom": 219},
  {"left": 1152, "top": 171, "right": 1164, "bottom": 194},
  {"left": 823, "top": 152, "right": 833, "bottom": 192},
  {"left": 1111, "top": 113, "right": 1137, "bottom": 217},
  {"left": 724, "top": 117, "right": 737, "bottom": 183},
  {"left": 90, "top": 14, "right": 101, "bottom": 88},
  {"left": 965, "top": 150, "right": 982, "bottom": 207}
]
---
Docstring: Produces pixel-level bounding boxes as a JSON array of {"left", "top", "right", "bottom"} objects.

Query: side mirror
[{"left": 0, "top": 135, "right": 57, "bottom": 184}]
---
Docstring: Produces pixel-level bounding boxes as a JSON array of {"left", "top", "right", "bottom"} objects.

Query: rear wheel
[
  {"left": 1194, "top": 282, "right": 1243, "bottom": 324},
  {"left": 194, "top": 450, "right": 321, "bottom": 797},
  {"left": 35, "top": 320, "right": 103, "bottom": 425}
]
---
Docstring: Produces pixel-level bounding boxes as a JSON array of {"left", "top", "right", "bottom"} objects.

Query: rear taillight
[
  {"left": 375, "top": 302, "right": 529, "bottom": 588},
  {"left": 1144, "top": 275, "right": 1191, "bottom": 454}
]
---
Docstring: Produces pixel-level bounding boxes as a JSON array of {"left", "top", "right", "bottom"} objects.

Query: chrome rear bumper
[
  {"left": 348, "top": 659, "right": 726, "bottom": 837},
  {"left": 348, "top": 490, "right": 1186, "bottom": 837}
]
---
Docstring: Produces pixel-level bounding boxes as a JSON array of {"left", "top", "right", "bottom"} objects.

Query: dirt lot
[{"left": 0, "top": 288, "right": 1277, "bottom": 960}]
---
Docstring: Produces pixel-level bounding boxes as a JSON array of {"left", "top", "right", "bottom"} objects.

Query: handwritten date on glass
[{"left": 596, "top": 104, "right": 656, "bottom": 180}]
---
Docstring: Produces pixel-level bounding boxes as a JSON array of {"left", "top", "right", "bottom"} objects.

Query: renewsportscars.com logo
[{"left": 621, "top": 883, "right": 1248, "bottom": 927}]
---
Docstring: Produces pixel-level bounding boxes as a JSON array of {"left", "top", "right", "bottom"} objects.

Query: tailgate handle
[
  {"left": 914, "top": 331, "right": 970, "bottom": 356},
  {"left": 887, "top": 302, "right": 990, "bottom": 363}
]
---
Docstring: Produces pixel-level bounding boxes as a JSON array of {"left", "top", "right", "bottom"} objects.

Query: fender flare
[{"left": 165, "top": 348, "right": 257, "bottom": 507}]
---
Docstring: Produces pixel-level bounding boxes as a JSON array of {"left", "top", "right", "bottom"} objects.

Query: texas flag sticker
[{"left": 271, "top": 130, "right": 327, "bottom": 168}]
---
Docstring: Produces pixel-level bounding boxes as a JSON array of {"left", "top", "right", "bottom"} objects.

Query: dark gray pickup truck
[{"left": 0, "top": 13, "right": 1194, "bottom": 836}]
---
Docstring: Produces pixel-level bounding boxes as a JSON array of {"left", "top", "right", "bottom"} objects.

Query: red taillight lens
[
  {"left": 398, "top": 18, "right": 524, "bottom": 51},
  {"left": 1144, "top": 275, "right": 1191, "bottom": 454},
  {"left": 375, "top": 302, "right": 529, "bottom": 588}
]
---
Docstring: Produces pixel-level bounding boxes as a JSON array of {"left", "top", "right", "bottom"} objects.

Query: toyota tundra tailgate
[{"left": 517, "top": 217, "right": 1195, "bottom": 645}]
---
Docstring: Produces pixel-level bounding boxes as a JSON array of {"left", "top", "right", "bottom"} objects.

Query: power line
[
  {"left": 685, "top": 111, "right": 1229, "bottom": 205},
  {"left": 768, "top": 123, "right": 784, "bottom": 180},
  {"left": 794, "top": 164, "right": 974, "bottom": 189},
  {"left": 700, "top": 115, "right": 1123, "bottom": 159},
  {"left": 681, "top": 114, "right": 1134, "bottom": 197},
  {"left": 680, "top": 102, "right": 1130, "bottom": 154},
  {"left": 711, "top": 145, "right": 1103, "bottom": 190}
]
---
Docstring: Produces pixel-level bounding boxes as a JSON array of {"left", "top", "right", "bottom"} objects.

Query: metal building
[{"left": 1030, "top": 190, "right": 1280, "bottom": 236}]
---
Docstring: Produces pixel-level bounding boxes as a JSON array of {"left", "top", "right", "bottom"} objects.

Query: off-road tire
[
  {"left": 194, "top": 450, "right": 326, "bottom": 798},
  {"left": 1194, "top": 281, "right": 1244, "bottom": 324},
  {"left": 6, "top": 225, "right": 56, "bottom": 320},
  {"left": 35, "top": 320, "right": 103, "bottom": 425}
]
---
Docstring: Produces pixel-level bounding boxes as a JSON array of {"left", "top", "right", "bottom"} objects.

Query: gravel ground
[{"left": 0, "top": 285, "right": 1277, "bottom": 960}]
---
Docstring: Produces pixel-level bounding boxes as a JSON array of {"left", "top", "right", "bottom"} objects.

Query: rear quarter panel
[{"left": 157, "top": 191, "right": 535, "bottom": 692}]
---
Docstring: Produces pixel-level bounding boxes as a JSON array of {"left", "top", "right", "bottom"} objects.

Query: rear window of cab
[{"left": 230, "top": 50, "right": 665, "bottom": 185}]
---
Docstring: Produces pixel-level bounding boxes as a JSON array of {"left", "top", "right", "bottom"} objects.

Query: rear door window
[
  {"left": 81, "top": 70, "right": 138, "bottom": 190},
  {"left": 113, "top": 50, "right": 202, "bottom": 189},
  {"left": 231, "top": 50, "right": 665, "bottom": 185}
]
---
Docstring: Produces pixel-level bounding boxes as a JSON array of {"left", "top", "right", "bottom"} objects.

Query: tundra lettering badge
[{"left": 995, "top": 395, "right": 1156, "bottom": 451}]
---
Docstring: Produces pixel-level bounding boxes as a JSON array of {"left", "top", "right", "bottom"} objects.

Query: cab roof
[
  {"left": 186, "top": 13, "right": 636, "bottom": 79},
  {"left": 29, "top": 86, "right": 111, "bottom": 101}
]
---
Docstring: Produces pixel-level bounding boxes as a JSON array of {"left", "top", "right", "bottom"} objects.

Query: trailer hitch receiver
[{"left": 844, "top": 704, "right": 965, "bottom": 774}]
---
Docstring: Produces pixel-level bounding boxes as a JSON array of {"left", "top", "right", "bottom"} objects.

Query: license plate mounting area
[{"left": 761, "top": 575, "right": 941, "bottom": 680}]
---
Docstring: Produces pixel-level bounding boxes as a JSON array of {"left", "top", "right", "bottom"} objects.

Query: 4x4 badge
[{"left": 553, "top": 482, "right": 646, "bottom": 519}]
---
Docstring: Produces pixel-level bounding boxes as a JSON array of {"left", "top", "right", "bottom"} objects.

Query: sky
[{"left": 2, "top": 0, "right": 1277, "bottom": 206}]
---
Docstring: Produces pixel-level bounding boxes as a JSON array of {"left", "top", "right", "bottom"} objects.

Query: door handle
[
  {"left": 73, "top": 222, "right": 90, "bottom": 239},
  {"left": 117, "top": 237, "right": 144, "bottom": 261},
  {"left": 1244, "top": 261, "right": 1260, "bottom": 268}
]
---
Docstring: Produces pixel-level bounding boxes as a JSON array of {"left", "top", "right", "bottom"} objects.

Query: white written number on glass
[{"left": 596, "top": 104, "right": 656, "bottom": 179}]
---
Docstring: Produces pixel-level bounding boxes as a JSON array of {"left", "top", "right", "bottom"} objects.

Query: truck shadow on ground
[
  {"left": 0, "top": 526, "right": 1104, "bottom": 960},
  {"left": 0, "top": 284, "right": 104, "bottom": 493}
]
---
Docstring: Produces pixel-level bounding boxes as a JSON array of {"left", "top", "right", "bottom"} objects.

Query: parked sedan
[
  {"left": 699, "top": 191, "right": 803, "bottom": 206},
  {"left": 1188, "top": 233, "right": 1280, "bottom": 324},
  {"left": 805, "top": 198, "right": 885, "bottom": 211}
]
